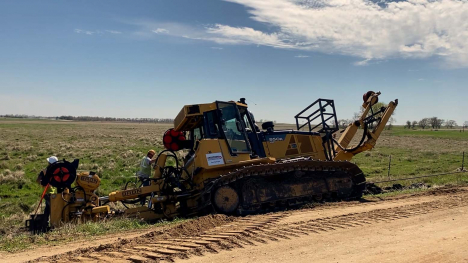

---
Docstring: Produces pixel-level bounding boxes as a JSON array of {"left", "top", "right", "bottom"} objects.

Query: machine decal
[
  {"left": 266, "top": 134, "right": 286, "bottom": 144},
  {"left": 122, "top": 188, "right": 142, "bottom": 197},
  {"left": 206, "top": 152, "right": 224, "bottom": 166},
  {"left": 81, "top": 176, "right": 98, "bottom": 184}
]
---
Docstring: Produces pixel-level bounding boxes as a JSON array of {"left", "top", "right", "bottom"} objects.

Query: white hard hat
[{"left": 47, "top": 156, "right": 58, "bottom": 164}]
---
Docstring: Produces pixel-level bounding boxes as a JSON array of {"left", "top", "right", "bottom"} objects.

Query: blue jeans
[{"left": 139, "top": 177, "right": 150, "bottom": 205}]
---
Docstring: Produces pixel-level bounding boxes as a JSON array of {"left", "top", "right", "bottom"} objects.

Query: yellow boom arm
[{"left": 333, "top": 92, "right": 398, "bottom": 161}]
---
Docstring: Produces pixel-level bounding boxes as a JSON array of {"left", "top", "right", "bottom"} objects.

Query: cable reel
[
  {"left": 44, "top": 159, "right": 79, "bottom": 189},
  {"left": 163, "top": 128, "right": 186, "bottom": 151},
  {"left": 363, "top": 90, "right": 379, "bottom": 105}
]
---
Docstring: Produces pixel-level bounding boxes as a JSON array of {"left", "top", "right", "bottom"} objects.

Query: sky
[{"left": 0, "top": 0, "right": 467, "bottom": 125}]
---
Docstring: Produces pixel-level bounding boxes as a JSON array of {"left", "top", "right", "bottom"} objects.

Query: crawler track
[
  {"left": 29, "top": 187, "right": 468, "bottom": 263},
  {"left": 211, "top": 158, "right": 366, "bottom": 214}
]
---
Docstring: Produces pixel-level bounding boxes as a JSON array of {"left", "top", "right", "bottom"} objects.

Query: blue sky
[{"left": 0, "top": 0, "right": 467, "bottom": 125}]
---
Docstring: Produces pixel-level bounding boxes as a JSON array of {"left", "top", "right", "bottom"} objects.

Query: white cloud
[
  {"left": 74, "top": 29, "right": 95, "bottom": 35},
  {"left": 294, "top": 55, "right": 309, "bottom": 58},
  {"left": 152, "top": 28, "right": 169, "bottom": 34},
  {"left": 206, "top": 24, "right": 294, "bottom": 48},
  {"left": 192, "top": 0, "right": 468, "bottom": 68},
  {"left": 75, "top": 29, "right": 123, "bottom": 35},
  {"left": 126, "top": 1, "right": 468, "bottom": 67},
  {"left": 354, "top": 58, "right": 372, "bottom": 66},
  {"left": 106, "top": 30, "right": 122, "bottom": 34}
]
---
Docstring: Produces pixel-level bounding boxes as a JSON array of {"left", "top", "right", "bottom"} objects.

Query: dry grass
[
  {"left": 0, "top": 170, "right": 27, "bottom": 184},
  {"left": 0, "top": 120, "right": 172, "bottom": 237}
]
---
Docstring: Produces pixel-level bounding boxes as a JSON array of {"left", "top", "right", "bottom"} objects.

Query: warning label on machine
[{"left": 206, "top": 152, "right": 224, "bottom": 166}]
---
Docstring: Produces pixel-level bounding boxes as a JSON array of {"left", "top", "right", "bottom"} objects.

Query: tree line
[
  {"left": 405, "top": 117, "right": 467, "bottom": 129},
  {"left": 0, "top": 114, "right": 174, "bottom": 123},
  {"left": 333, "top": 101, "right": 468, "bottom": 132}
]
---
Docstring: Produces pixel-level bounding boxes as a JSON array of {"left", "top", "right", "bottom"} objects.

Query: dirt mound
[
  {"left": 32, "top": 214, "right": 235, "bottom": 262},
  {"left": 138, "top": 214, "right": 234, "bottom": 240},
  {"left": 420, "top": 185, "right": 468, "bottom": 196}
]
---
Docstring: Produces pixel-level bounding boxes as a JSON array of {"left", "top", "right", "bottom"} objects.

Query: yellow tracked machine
[{"left": 27, "top": 91, "right": 397, "bottom": 231}]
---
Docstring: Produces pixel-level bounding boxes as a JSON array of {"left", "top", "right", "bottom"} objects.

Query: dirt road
[{"left": 4, "top": 187, "right": 468, "bottom": 262}]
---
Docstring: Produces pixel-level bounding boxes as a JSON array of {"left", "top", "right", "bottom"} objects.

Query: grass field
[
  {"left": 0, "top": 120, "right": 172, "bottom": 249},
  {"left": 389, "top": 126, "right": 468, "bottom": 140},
  {"left": 0, "top": 119, "right": 467, "bottom": 251},
  {"left": 353, "top": 126, "right": 468, "bottom": 185}
]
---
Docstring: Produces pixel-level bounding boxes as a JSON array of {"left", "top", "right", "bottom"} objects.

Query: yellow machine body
[
  {"left": 105, "top": 91, "right": 398, "bottom": 219},
  {"left": 31, "top": 91, "right": 397, "bottom": 229},
  {"left": 48, "top": 172, "right": 110, "bottom": 227}
]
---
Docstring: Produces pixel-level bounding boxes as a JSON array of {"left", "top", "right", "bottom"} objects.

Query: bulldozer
[{"left": 27, "top": 91, "right": 397, "bottom": 231}]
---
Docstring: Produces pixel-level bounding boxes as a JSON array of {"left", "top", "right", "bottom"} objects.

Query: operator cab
[{"left": 183, "top": 100, "right": 265, "bottom": 161}]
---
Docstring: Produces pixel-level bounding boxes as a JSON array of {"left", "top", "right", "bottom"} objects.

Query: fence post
[
  {"left": 460, "top": 152, "right": 465, "bottom": 185},
  {"left": 387, "top": 155, "right": 392, "bottom": 180},
  {"left": 463, "top": 152, "right": 465, "bottom": 171}
]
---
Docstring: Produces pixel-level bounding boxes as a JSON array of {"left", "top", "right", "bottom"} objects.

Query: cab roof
[{"left": 174, "top": 101, "right": 247, "bottom": 131}]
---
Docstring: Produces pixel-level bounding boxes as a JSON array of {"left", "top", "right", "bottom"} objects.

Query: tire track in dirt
[{"left": 31, "top": 188, "right": 468, "bottom": 263}]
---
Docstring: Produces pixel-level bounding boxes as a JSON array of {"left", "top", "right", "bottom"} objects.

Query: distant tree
[
  {"left": 445, "top": 120, "right": 457, "bottom": 129},
  {"left": 386, "top": 117, "right": 396, "bottom": 130},
  {"left": 353, "top": 112, "right": 361, "bottom": 120},
  {"left": 405, "top": 120, "right": 411, "bottom": 129},
  {"left": 463, "top": 121, "right": 468, "bottom": 132},
  {"left": 411, "top": 121, "right": 417, "bottom": 129},
  {"left": 437, "top": 119, "right": 445, "bottom": 129},
  {"left": 430, "top": 117, "right": 444, "bottom": 129},
  {"left": 430, "top": 117, "right": 437, "bottom": 129},
  {"left": 418, "top": 118, "right": 429, "bottom": 129},
  {"left": 338, "top": 119, "right": 351, "bottom": 129}
]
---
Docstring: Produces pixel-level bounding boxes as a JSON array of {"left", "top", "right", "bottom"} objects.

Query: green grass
[
  {"left": 354, "top": 146, "right": 464, "bottom": 178},
  {"left": 0, "top": 120, "right": 172, "bottom": 237},
  {"left": 353, "top": 126, "right": 467, "bottom": 188},
  {"left": 388, "top": 125, "right": 468, "bottom": 140}
]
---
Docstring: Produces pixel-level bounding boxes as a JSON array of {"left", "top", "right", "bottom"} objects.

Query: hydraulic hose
[{"left": 333, "top": 121, "right": 369, "bottom": 152}]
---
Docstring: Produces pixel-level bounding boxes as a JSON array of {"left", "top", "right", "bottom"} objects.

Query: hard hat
[
  {"left": 148, "top": 150, "right": 156, "bottom": 155},
  {"left": 47, "top": 156, "right": 58, "bottom": 164}
]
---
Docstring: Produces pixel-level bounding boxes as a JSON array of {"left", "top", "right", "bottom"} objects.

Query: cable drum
[
  {"left": 44, "top": 159, "right": 79, "bottom": 189},
  {"left": 363, "top": 90, "right": 378, "bottom": 104},
  {"left": 163, "top": 128, "right": 186, "bottom": 151}
]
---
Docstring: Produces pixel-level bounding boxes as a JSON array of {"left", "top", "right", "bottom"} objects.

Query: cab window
[{"left": 217, "top": 102, "right": 250, "bottom": 153}]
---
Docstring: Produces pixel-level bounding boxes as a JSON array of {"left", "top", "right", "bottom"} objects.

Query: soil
[{"left": 2, "top": 186, "right": 468, "bottom": 263}]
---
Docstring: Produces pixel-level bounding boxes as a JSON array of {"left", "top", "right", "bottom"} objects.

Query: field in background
[
  {"left": 0, "top": 120, "right": 171, "bottom": 242},
  {"left": 0, "top": 119, "right": 467, "bottom": 250}
]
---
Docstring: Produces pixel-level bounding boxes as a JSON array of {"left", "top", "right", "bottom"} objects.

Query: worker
[
  {"left": 137, "top": 150, "right": 156, "bottom": 205},
  {"left": 36, "top": 156, "right": 58, "bottom": 185},
  {"left": 137, "top": 150, "right": 157, "bottom": 186},
  {"left": 35, "top": 156, "right": 59, "bottom": 222}
]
